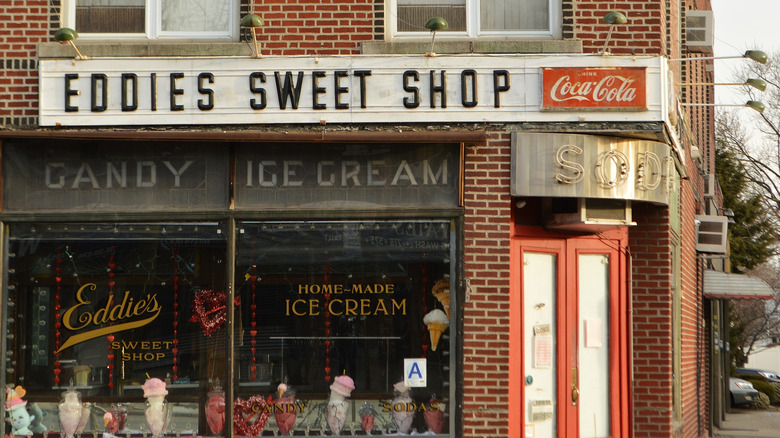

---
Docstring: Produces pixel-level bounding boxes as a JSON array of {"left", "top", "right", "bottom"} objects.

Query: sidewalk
[{"left": 714, "top": 406, "right": 780, "bottom": 438}]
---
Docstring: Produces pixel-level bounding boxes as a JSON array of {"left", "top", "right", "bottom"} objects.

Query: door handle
[
  {"left": 572, "top": 386, "right": 580, "bottom": 404},
  {"left": 571, "top": 368, "right": 579, "bottom": 405}
]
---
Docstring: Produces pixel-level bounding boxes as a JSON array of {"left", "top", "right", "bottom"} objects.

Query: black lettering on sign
[
  {"left": 274, "top": 71, "right": 304, "bottom": 110},
  {"left": 403, "top": 70, "right": 420, "bottom": 109}
]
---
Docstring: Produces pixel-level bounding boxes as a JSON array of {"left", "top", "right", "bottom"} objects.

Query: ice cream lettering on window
[{"left": 285, "top": 283, "right": 406, "bottom": 317}]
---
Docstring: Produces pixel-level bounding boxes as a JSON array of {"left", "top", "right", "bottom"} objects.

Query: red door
[{"left": 509, "top": 228, "right": 629, "bottom": 438}]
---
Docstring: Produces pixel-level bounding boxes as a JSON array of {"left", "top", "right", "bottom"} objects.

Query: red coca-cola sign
[{"left": 541, "top": 67, "right": 647, "bottom": 110}]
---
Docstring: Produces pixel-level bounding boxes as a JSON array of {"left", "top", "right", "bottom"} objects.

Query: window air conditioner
[
  {"left": 685, "top": 11, "right": 714, "bottom": 51},
  {"left": 544, "top": 198, "right": 635, "bottom": 233},
  {"left": 703, "top": 174, "right": 716, "bottom": 198},
  {"left": 695, "top": 215, "right": 728, "bottom": 253}
]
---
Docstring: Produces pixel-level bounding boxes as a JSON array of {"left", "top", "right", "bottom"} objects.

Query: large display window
[{"left": 3, "top": 220, "right": 455, "bottom": 437}]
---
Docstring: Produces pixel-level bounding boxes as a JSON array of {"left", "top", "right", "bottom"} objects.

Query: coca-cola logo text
[
  {"left": 542, "top": 67, "right": 647, "bottom": 109},
  {"left": 549, "top": 75, "right": 637, "bottom": 103}
]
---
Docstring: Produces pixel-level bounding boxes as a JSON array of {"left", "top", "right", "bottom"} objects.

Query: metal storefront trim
[{"left": 0, "top": 130, "right": 487, "bottom": 144}]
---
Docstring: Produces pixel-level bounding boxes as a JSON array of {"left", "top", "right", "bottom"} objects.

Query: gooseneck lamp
[{"left": 241, "top": 14, "right": 264, "bottom": 58}]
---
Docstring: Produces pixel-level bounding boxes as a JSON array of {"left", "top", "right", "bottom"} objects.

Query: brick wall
[
  {"left": 680, "top": 127, "right": 710, "bottom": 438},
  {"left": 250, "top": 0, "right": 375, "bottom": 55},
  {"left": 630, "top": 203, "right": 675, "bottom": 437},
  {"left": 569, "top": 0, "right": 667, "bottom": 55},
  {"left": 0, "top": 0, "right": 47, "bottom": 127},
  {"left": 461, "top": 131, "right": 512, "bottom": 437}
]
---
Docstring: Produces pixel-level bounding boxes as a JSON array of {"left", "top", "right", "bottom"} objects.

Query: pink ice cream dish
[
  {"left": 142, "top": 378, "right": 168, "bottom": 398},
  {"left": 330, "top": 375, "right": 355, "bottom": 397}
]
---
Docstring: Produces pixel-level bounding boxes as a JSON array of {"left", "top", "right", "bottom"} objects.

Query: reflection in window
[
  {"left": 69, "top": 0, "right": 235, "bottom": 38},
  {"left": 235, "top": 221, "right": 453, "bottom": 435},
  {"left": 6, "top": 223, "right": 227, "bottom": 436},
  {"left": 395, "top": 0, "right": 554, "bottom": 35},
  {"left": 4, "top": 220, "right": 454, "bottom": 436}
]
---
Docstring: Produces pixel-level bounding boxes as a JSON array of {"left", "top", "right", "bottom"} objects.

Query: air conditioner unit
[
  {"left": 703, "top": 174, "right": 716, "bottom": 198},
  {"left": 544, "top": 198, "right": 636, "bottom": 233},
  {"left": 685, "top": 10, "right": 713, "bottom": 51},
  {"left": 696, "top": 215, "right": 728, "bottom": 253}
]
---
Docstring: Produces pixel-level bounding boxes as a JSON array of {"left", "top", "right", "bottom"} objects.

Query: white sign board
[
  {"left": 38, "top": 55, "right": 669, "bottom": 126},
  {"left": 404, "top": 358, "right": 427, "bottom": 387}
]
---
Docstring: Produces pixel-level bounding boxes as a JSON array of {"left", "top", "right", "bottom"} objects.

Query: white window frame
[
  {"left": 61, "top": 0, "right": 239, "bottom": 41},
  {"left": 387, "top": 0, "right": 561, "bottom": 40}
]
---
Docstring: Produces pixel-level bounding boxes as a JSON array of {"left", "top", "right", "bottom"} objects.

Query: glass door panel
[
  {"left": 522, "top": 252, "right": 557, "bottom": 437},
  {"left": 577, "top": 253, "right": 610, "bottom": 438}
]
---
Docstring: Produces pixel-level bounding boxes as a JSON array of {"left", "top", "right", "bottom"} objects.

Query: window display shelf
[{"left": 123, "top": 383, "right": 200, "bottom": 391}]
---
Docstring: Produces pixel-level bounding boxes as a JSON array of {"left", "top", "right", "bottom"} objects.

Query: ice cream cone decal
[
  {"left": 431, "top": 278, "right": 451, "bottom": 316},
  {"left": 424, "top": 309, "right": 449, "bottom": 351}
]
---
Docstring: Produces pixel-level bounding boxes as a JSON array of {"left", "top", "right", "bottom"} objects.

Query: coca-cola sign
[{"left": 541, "top": 67, "right": 647, "bottom": 110}]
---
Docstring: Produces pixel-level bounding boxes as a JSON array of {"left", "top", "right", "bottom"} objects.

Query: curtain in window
[
  {"left": 397, "top": 0, "right": 466, "bottom": 32},
  {"left": 480, "top": 0, "right": 548, "bottom": 31},
  {"left": 160, "top": 0, "right": 230, "bottom": 32},
  {"left": 75, "top": 0, "right": 145, "bottom": 33}
]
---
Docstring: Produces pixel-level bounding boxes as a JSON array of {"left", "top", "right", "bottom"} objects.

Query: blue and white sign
[{"left": 404, "top": 358, "right": 427, "bottom": 387}]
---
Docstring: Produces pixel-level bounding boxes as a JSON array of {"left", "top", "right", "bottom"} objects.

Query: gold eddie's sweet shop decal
[{"left": 56, "top": 283, "right": 162, "bottom": 354}]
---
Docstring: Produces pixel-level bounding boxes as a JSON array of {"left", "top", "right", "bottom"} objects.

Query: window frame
[
  {"left": 387, "top": 0, "right": 562, "bottom": 40},
  {"left": 61, "top": 0, "right": 239, "bottom": 41}
]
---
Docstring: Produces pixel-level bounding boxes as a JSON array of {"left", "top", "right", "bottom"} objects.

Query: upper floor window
[
  {"left": 62, "top": 0, "right": 238, "bottom": 40},
  {"left": 390, "top": 0, "right": 560, "bottom": 38}
]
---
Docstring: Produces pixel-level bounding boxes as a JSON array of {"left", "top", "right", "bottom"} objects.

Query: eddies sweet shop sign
[{"left": 39, "top": 55, "right": 667, "bottom": 126}]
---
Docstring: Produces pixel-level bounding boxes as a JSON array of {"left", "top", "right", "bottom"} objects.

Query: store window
[
  {"left": 61, "top": 0, "right": 238, "bottom": 40},
  {"left": 5, "top": 223, "right": 228, "bottom": 435},
  {"left": 391, "top": 0, "right": 560, "bottom": 37},
  {"left": 4, "top": 220, "right": 454, "bottom": 436}
]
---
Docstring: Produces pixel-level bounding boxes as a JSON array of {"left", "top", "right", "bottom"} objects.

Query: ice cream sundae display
[
  {"left": 359, "top": 402, "right": 377, "bottom": 433},
  {"left": 423, "top": 395, "right": 445, "bottom": 434},
  {"left": 423, "top": 309, "right": 450, "bottom": 351},
  {"left": 272, "top": 383, "right": 297, "bottom": 435},
  {"left": 326, "top": 374, "right": 355, "bottom": 434},
  {"left": 142, "top": 377, "right": 172, "bottom": 437},
  {"left": 204, "top": 381, "right": 226, "bottom": 435},
  {"left": 6, "top": 385, "right": 34, "bottom": 436},
  {"left": 103, "top": 404, "right": 127, "bottom": 435},
  {"left": 431, "top": 278, "right": 451, "bottom": 316},
  {"left": 391, "top": 381, "right": 414, "bottom": 434},
  {"left": 58, "top": 388, "right": 85, "bottom": 438}
]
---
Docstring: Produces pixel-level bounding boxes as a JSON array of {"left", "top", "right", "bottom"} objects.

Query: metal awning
[{"left": 703, "top": 270, "right": 775, "bottom": 300}]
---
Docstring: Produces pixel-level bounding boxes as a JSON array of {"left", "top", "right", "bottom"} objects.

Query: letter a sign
[{"left": 404, "top": 358, "right": 427, "bottom": 387}]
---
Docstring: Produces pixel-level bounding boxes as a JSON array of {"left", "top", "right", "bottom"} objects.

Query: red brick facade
[
  {"left": 462, "top": 133, "right": 512, "bottom": 438},
  {"left": 0, "top": 0, "right": 721, "bottom": 437}
]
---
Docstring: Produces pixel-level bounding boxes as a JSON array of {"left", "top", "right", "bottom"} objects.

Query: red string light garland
[
  {"left": 107, "top": 245, "right": 115, "bottom": 389},
  {"left": 421, "top": 266, "right": 429, "bottom": 358},
  {"left": 250, "top": 266, "right": 258, "bottom": 381},
  {"left": 324, "top": 265, "right": 332, "bottom": 382},
  {"left": 172, "top": 245, "right": 180, "bottom": 382},
  {"left": 53, "top": 249, "right": 63, "bottom": 386}
]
